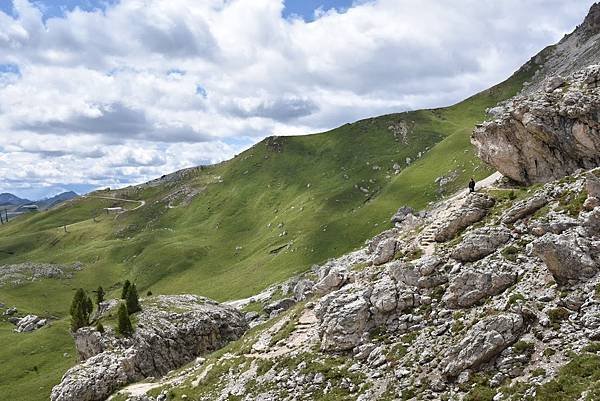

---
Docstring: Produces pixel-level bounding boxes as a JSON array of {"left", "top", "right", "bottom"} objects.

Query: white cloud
[{"left": 0, "top": 0, "right": 595, "bottom": 197}]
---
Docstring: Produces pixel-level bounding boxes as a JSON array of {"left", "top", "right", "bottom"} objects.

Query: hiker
[{"left": 468, "top": 178, "right": 476, "bottom": 193}]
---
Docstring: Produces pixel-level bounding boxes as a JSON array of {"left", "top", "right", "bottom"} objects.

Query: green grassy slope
[{"left": 0, "top": 62, "right": 536, "bottom": 400}]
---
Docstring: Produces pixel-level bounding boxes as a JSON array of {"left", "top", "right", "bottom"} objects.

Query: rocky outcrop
[
  {"left": 443, "top": 263, "right": 518, "bottom": 308},
  {"left": 451, "top": 226, "right": 512, "bottom": 262},
  {"left": 14, "top": 314, "right": 47, "bottom": 332},
  {"left": 442, "top": 312, "right": 529, "bottom": 379},
  {"left": 472, "top": 65, "right": 600, "bottom": 185},
  {"left": 0, "top": 262, "right": 84, "bottom": 287},
  {"left": 532, "top": 232, "right": 600, "bottom": 285},
  {"left": 434, "top": 194, "right": 495, "bottom": 242},
  {"left": 314, "top": 285, "right": 370, "bottom": 352},
  {"left": 51, "top": 295, "right": 247, "bottom": 401}
]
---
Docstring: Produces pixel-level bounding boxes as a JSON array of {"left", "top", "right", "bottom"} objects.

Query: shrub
[
  {"left": 117, "top": 303, "right": 133, "bottom": 337},
  {"left": 126, "top": 283, "right": 142, "bottom": 314},
  {"left": 70, "top": 288, "right": 92, "bottom": 332},
  {"left": 95, "top": 322, "right": 105, "bottom": 333},
  {"left": 548, "top": 307, "right": 570, "bottom": 324},
  {"left": 146, "top": 290, "right": 153, "bottom": 296},
  {"left": 513, "top": 341, "right": 535, "bottom": 354}
]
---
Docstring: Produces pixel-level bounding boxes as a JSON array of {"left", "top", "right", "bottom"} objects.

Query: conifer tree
[
  {"left": 95, "top": 321, "right": 105, "bottom": 333},
  {"left": 96, "top": 286, "right": 105, "bottom": 305},
  {"left": 70, "top": 288, "right": 92, "bottom": 332},
  {"left": 117, "top": 303, "right": 133, "bottom": 337},
  {"left": 126, "top": 283, "right": 142, "bottom": 314},
  {"left": 121, "top": 280, "right": 131, "bottom": 299}
]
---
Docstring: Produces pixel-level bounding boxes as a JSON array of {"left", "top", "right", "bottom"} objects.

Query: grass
[{"left": 0, "top": 60, "right": 537, "bottom": 400}]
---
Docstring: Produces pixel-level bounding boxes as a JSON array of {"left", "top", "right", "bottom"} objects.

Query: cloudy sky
[{"left": 0, "top": 0, "right": 595, "bottom": 199}]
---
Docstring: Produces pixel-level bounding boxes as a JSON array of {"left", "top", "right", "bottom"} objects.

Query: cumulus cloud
[{"left": 0, "top": 0, "right": 595, "bottom": 197}]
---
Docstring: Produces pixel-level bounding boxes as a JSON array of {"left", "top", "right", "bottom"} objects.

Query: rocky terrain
[
  {"left": 86, "top": 166, "right": 599, "bottom": 401},
  {"left": 51, "top": 295, "right": 247, "bottom": 401},
  {"left": 0, "top": 262, "right": 84, "bottom": 288}
]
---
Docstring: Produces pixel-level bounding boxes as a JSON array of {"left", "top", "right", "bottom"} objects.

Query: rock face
[
  {"left": 451, "top": 226, "right": 512, "bottom": 262},
  {"left": 532, "top": 232, "right": 600, "bottom": 285},
  {"left": 51, "top": 295, "right": 247, "bottom": 401},
  {"left": 442, "top": 313, "right": 529, "bottom": 379},
  {"left": 434, "top": 194, "right": 495, "bottom": 242},
  {"left": 472, "top": 65, "right": 600, "bottom": 185}
]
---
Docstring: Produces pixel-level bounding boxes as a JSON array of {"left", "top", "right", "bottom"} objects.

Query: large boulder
[
  {"left": 442, "top": 313, "right": 528, "bottom": 379},
  {"left": 451, "top": 226, "right": 512, "bottom": 262},
  {"left": 532, "top": 232, "right": 600, "bottom": 285},
  {"left": 443, "top": 264, "right": 518, "bottom": 309},
  {"left": 501, "top": 193, "right": 549, "bottom": 224},
  {"left": 51, "top": 295, "right": 247, "bottom": 401},
  {"left": 314, "top": 285, "right": 370, "bottom": 352},
  {"left": 472, "top": 65, "right": 600, "bottom": 185},
  {"left": 435, "top": 194, "right": 495, "bottom": 242}
]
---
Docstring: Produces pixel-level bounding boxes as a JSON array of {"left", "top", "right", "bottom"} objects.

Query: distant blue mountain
[{"left": 0, "top": 193, "right": 31, "bottom": 206}]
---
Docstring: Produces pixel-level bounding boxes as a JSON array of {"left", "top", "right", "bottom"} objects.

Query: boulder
[
  {"left": 501, "top": 194, "right": 548, "bottom": 224},
  {"left": 293, "top": 279, "right": 315, "bottom": 301},
  {"left": 472, "top": 65, "right": 600, "bottom": 185},
  {"left": 51, "top": 295, "right": 247, "bottom": 401},
  {"left": 313, "top": 266, "right": 349, "bottom": 295},
  {"left": 390, "top": 206, "right": 415, "bottom": 224},
  {"left": 14, "top": 314, "right": 47, "bottom": 333},
  {"left": 372, "top": 237, "right": 398, "bottom": 266},
  {"left": 314, "top": 286, "right": 370, "bottom": 352},
  {"left": 4, "top": 306, "right": 17, "bottom": 316},
  {"left": 443, "top": 266, "right": 518, "bottom": 309},
  {"left": 532, "top": 232, "right": 600, "bottom": 284},
  {"left": 586, "top": 173, "right": 600, "bottom": 197},
  {"left": 435, "top": 194, "right": 495, "bottom": 242},
  {"left": 451, "top": 226, "right": 512, "bottom": 262},
  {"left": 442, "top": 313, "right": 528, "bottom": 379},
  {"left": 264, "top": 298, "right": 296, "bottom": 315}
]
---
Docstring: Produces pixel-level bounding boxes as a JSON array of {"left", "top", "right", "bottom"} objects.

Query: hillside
[{"left": 0, "top": 5, "right": 597, "bottom": 400}]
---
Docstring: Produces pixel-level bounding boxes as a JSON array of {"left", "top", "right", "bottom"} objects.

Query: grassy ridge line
[{"left": 0, "top": 63, "right": 535, "bottom": 401}]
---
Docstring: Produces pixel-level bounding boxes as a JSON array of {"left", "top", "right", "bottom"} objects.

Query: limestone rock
[
  {"left": 372, "top": 237, "right": 398, "bottom": 266},
  {"left": 443, "top": 265, "right": 517, "bottom": 309},
  {"left": 451, "top": 226, "right": 512, "bottom": 262},
  {"left": 51, "top": 295, "right": 247, "bottom": 401},
  {"left": 434, "top": 194, "right": 495, "bottom": 242},
  {"left": 14, "top": 314, "right": 47, "bottom": 333},
  {"left": 472, "top": 65, "right": 600, "bottom": 185},
  {"left": 314, "top": 285, "right": 370, "bottom": 352},
  {"left": 442, "top": 313, "right": 528, "bottom": 379},
  {"left": 501, "top": 194, "right": 548, "bottom": 224},
  {"left": 532, "top": 232, "right": 600, "bottom": 284}
]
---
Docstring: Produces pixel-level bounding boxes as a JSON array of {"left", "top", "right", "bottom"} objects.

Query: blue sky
[
  {"left": 0, "top": 0, "right": 354, "bottom": 20},
  {"left": 0, "top": 0, "right": 596, "bottom": 198}
]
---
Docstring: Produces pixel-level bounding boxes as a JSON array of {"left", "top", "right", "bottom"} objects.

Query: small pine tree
[
  {"left": 70, "top": 288, "right": 92, "bottom": 332},
  {"left": 146, "top": 290, "right": 152, "bottom": 296},
  {"left": 95, "top": 321, "right": 105, "bottom": 333},
  {"left": 96, "top": 286, "right": 105, "bottom": 305},
  {"left": 126, "top": 284, "right": 142, "bottom": 314},
  {"left": 121, "top": 280, "right": 131, "bottom": 299},
  {"left": 117, "top": 303, "right": 133, "bottom": 337}
]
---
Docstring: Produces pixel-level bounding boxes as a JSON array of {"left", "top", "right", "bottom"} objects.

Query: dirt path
[{"left": 84, "top": 195, "right": 146, "bottom": 211}]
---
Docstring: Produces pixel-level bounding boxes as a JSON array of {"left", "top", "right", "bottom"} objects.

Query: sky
[{"left": 0, "top": 0, "right": 596, "bottom": 199}]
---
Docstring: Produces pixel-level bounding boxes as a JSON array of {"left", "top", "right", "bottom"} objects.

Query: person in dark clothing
[{"left": 468, "top": 178, "right": 476, "bottom": 193}]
